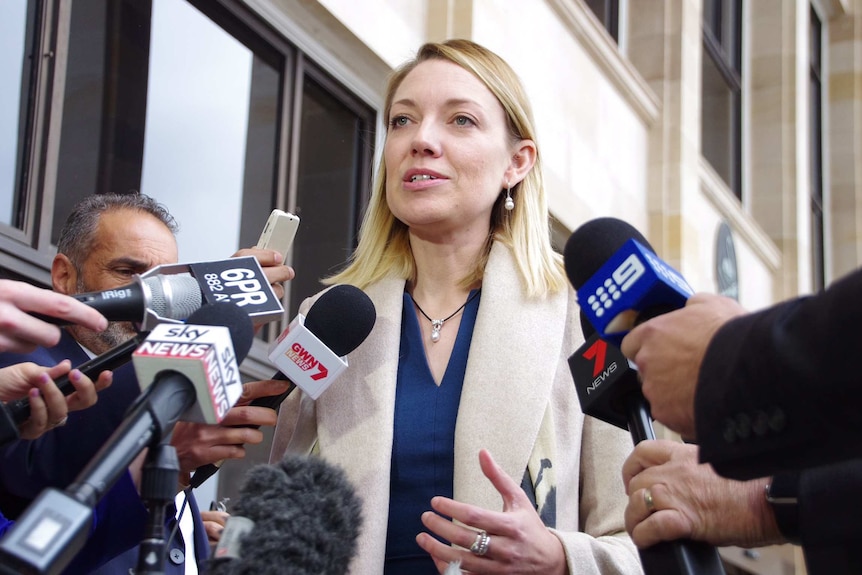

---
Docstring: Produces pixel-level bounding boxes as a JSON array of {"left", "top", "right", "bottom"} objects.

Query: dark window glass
[
  {"left": 0, "top": 1, "right": 39, "bottom": 232},
  {"left": 290, "top": 73, "right": 373, "bottom": 312},
  {"left": 702, "top": 0, "right": 742, "bottom": 198},
  {"left": 810, "top": 6, "right": 824, "bottom": 290},
  {"left": 585, "top": 0, "right": 619, "bottom": 42}
]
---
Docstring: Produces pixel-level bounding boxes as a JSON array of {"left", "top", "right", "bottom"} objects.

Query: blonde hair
[{"left": 325, "top": 39, "right": 566, "bottom": 297}]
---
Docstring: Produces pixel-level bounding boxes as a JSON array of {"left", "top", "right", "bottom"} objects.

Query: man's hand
[
  {"left": 231, "top": 247, "right": 294, "bottom": 301},
  {"left": 620, "top": 293, "right": 746, "bottom": 438},
  {"left": 170, "top": 379, "right": 292, "bottom": 475},
  {"left": 622, "top": 440, "right": 783, "bottom": 548}
]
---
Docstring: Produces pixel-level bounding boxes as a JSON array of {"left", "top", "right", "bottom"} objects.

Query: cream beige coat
[{"left": 271, "top": 243, "right": 643, "bottom": 574}]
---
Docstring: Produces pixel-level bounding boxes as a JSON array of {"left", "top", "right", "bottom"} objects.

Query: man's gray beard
[{"left": 68, "top": 277, "right": 138, "bottom": 354}]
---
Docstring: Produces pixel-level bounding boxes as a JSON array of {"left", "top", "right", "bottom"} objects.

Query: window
[
  {"left": 809, "top": 6, "right": 824, "bottom": 290},
  {"left": 2, "top": 0, "right": 375, "bottom": 314},
  {"left": 702, "top": 0, "right": 742, "bottom": 198},
  {"left": 585, "top": 0, "right": 620, "bottom": 42},
  {"left": 0, "top": 1, "right": 34, "bottom": 231}
]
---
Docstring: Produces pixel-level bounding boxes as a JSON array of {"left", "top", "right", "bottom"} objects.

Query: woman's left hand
[{"left": 416, "top": 449, "right": 567, "bottom": 575}]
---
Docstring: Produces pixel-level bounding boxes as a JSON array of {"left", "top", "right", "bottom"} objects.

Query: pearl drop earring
[{"left": 504, "top": 182, "right": 514, "bottom": 211}]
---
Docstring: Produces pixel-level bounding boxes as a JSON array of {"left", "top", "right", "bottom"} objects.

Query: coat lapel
[
  {"left": 453, "top": 243, "right": 567, "bottom": 510},
  {"left": 313, "top": 275, "right": 405, "bottom": 573}
]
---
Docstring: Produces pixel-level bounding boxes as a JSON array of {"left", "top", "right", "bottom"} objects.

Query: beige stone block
[
  {"left": 831, "top": 183, "right": 862, "bottom": 210},
  {"left": 750, "top": 85, "right": 790, "bottom": 123},
  {"left": 831, "top": 160, "right": 862, "bottom": 188},
  {"left": 829, "top": 13, "right": 858, "bottom": 44},
  {"left": 628, "top": 36, "right": 669, "bottom": 81},
  {"left": 750, "top": 123, "right": 795, "bottom": 163},
  {"left": 626, "top": 0, "right": 670, "bottom": 38},
  {"left": 750, "top": 54, "right": 795, "bottom": 89},
  {"left": 829, "top": 72, "right": 862, "bottom": 100}
]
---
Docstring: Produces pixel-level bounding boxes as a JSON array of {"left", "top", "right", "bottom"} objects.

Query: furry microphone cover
[{"left": 208, "top": 454, "right": 362, "bottom": 575}]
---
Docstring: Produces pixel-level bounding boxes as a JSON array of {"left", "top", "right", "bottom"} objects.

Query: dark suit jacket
[
  {"left": 792, "top": 460, "right": 862, "bottom": 574},
  {"left": 0, "top": 331, "right": 209, "bottom": 574},
  {"left": 693, "top": 269, "right": 862, "bottom": 574},
  {"left": 695, "top": 267, "right": 862, "bottom": 478}
]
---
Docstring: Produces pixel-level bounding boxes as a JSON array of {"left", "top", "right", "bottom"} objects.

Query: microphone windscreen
[
  {"left": 185, "top": 303, "right": 255, "bottom": 362},
  {"left": 305, "top": 285, "right": 376, "bottom": 357},
  {"left": 211, "top": 455, "right": 362, "bottom": 575},
  {"left": 143, "top": 275, "right": 203, "bottom": 320},
  {"left": 564, "top": 217, "right": 652, "bottom": 289}
]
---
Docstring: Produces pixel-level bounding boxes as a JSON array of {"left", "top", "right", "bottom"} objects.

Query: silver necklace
[{"left": 409, "top": 290, "right": 481, "bottom": 343}]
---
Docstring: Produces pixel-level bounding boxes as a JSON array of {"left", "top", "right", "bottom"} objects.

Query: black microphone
[
  {"left": 564, "top": 218, "right": 726, "bottom": 575},
  {"left": 31, "top": 274, "right": 202, "bottom": 327},
  {"left": 32, "top": 255, "right": 285, "bottom": 330},
  {"left": 208, "top": 454, "right": 362, "bottom": 575},
  {"left": 0, "top": 303, "right": 254, "bottom": 575},
  {"left": 565, "top": 217, "right": 693, "bottom": 346},
  {"left": 189, "top": 284, "right": 376, "bottom": 488}
]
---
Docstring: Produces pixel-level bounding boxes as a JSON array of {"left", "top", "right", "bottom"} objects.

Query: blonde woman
[{"left": 272, "top": 39, "right": 641, "bottom": 575}]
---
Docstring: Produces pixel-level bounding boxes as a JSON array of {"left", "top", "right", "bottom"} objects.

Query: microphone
[
  {"left": 31, "top": 274, "right": 202, "bottom": 328},
  {"left": 0, "top": 303, "right": 254, "bottom": 575},
  {"left": 33, "top": 255, "right": 284, "bottom": 330},
  {"left": 208, "top": 454, "right": 362, "bottom": 575},
  {"left": 564, "top": 217, "right": 693, "bottom": 346},
  {"left": 564, "top": 218, "right": 725, "bottom": 575},
  {"left": 188, "top": 284, "right": 376, "bottom": 488},
  {"left": 266, "top": 284, "right": 376, "bottom": 400}
]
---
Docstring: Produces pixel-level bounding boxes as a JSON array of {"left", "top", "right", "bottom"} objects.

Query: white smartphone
[{"left": 256, "top": 209, "right": 300, "bottom": 263}]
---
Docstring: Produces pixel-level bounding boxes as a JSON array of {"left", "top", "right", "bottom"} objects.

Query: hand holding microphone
[
  {"left": 0, "top": 361, "right": 112, "bottom": 441},
  {"left": 33, "top": 255, "right": 285, "bottom": 330},
  {"left": 564, "top": 217, "right": 726, "bottom": 575},
  {"left": 0, "top": 279, "right": 108, "bottom": 353},
  {"left": 230, "top": 247, "right": 295, "bottom": 302},
  {"left": 620, "top": 293, "right": 747, "bottom": 439}
]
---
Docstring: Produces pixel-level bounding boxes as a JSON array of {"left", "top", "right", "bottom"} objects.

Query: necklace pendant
[{"left": 430, "top": 320, "right": 443, "bottom": 342}]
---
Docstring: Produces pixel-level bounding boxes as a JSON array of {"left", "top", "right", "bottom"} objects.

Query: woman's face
[{"left": 384, "top": 59, "right": 516, "bottom": 241}]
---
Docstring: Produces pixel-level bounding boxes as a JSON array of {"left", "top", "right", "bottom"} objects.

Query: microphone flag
[{"left": 267, "top": 314, "right": 348, "bottom": 400}]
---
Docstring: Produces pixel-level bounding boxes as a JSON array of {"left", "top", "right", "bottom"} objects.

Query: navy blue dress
[{"left": 384, "top": 290, "right": 481, "bottom": 574}]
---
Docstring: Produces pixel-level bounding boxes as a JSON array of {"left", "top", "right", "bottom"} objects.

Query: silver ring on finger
[{"left": 469, "top": 530, "right": 490, "bottom": 556}]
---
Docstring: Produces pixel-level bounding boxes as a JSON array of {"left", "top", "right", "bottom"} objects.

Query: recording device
[
  {"left": 208, "top": 454, "right": 362, "bottom": 575},
  {"left": 256, "top": 209, "right": 300, "bottom": 263},
  {"left": 188, "top": 284, "right": 376, "bottom": 488},
  {"left": 564, "top": 217, "right": 725, "bottom": 575},
  {"left": 0, "top": 303, "right": 254, "bottom": 575},
  {"left": 565, "top": 217, "right": 693, "bottom": 346},
  {"left": 32, "top": 256, "right": 283, "bottom": 330},
  {"left": 0, "top": 331, "right": 151, "bottom": 447}
]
